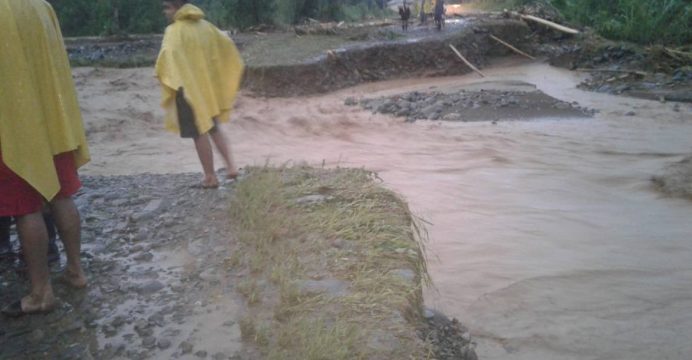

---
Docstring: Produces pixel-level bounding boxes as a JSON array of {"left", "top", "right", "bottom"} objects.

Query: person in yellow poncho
[
  {"left": 156, "top": 0, "right": 245, "bottom": 188},
  {"left": 0, "top": 0, "right": 90, "bottom": 316}
]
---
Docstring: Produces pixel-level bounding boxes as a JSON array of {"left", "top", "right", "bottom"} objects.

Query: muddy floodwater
[{"left": 79, "top": 59, "right": 692, "bottom": 359}]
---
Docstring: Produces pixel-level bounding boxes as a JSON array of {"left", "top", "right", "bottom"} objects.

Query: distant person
[
  {"left": 434, "top": 0, "right": 445, "bottom": 31},
  {"left": 1, "top": 0, "right": 90, "bottom": 317},
  {"left": 399, "top": 1, "right": 411, "bottom": 31},
  {"left": 156, "top": 0, "right": 245, "bottom": 188},
  {"left": 419, "top": 0, "right": 428, "bottom": 25}
]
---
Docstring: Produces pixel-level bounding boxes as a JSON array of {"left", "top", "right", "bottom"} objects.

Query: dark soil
[
  {"left": 652, "top": 156, "right": 692, "bottom": 200},
  {"left": 66, "top": 36, "right": 162, "bottom": 68},
  {"left": 419, "top": 308, "right": 478, "bottom": 360},
  {"left": 353, "top": 83, "right": 595, "bottom": 122}
]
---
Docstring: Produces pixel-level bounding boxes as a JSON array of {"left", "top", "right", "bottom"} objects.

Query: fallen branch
[
  {"left": 575, "top": 68, "right": 648, "bottom": 77},
  {"left": 509, "top": 12, "right": 580, "bottom": 34},
  {"left": 449, "top": 44, "right": 486, "bottom": 78},
  {"left": 490, "top": 34, "right": 536, "bottom": 60}
]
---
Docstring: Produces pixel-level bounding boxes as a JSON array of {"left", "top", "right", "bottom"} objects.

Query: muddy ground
[
  {"left": 0, "top": 170, "right": 476, "bottom": 359},
  {"left": 2, "top": 57, "right": 689, "bottom": 359},
  {"left": 66, "top": 14, "right": 532, "bottom": 97},
  {"left": 352, "top": 80, "right": 595, "bottom": 122},
  {"left": 65, "top": 10, "right": 692, "bottom": 102},
  {"left": 1, "top": 173, "right": 252, "bottom": 360}
]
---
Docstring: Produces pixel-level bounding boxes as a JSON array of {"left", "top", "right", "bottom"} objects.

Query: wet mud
[
  {"left": 1, "top": 173, "right": 251, "bottom": 360},
  {"left": 354, "top": 81, "right": 595, "bottom": 122}
]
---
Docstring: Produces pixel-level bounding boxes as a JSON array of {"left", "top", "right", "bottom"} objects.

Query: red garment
[{"left": 0, "top": 151, "right": 81, "bottom": 217}]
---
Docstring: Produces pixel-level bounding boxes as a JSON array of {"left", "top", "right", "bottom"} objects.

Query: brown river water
[{"left": 79, "top": 59, "right": 692, "bottom": 359}]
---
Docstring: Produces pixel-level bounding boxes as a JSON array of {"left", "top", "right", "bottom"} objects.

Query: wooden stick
[
  {"left": 490, "top": 34, "right": 536, "bottom": 60},
  {"left": 517, "top": 13, "right": 580, "bottom": 34},
  {"left": 575, "top": 68, "right": 648, "bottom": 77},
  {"left": 449, "top": 44, "right": 486, "bottom": 77}
]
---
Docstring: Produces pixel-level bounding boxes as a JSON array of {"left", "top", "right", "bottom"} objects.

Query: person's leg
[
  {"left": 43, "top": 212, "right": 60, "bottom": 263},
  {"left": 194, "top": 133, "right": 219, "bottom": 187},
  {"left": 209, "top": 126, "right": 239, "bottom": 179},
  {"left": 0, "top": 217, "right": 11, "bottom": 256},
  {"left": 48, "top": 197, "right": 86, "bottom": 288},
  {"left": 14, "top": 212, "right": 55, "bottom": 313}
]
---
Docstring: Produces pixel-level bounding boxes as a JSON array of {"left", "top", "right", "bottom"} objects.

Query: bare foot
[
  {"left": 226, "top": 171, "right": 239, "bottom": 180},
  {"left": 201, "top": 175, "right": 220, "bottom": 189},
  {"left": 20, "top": 292, "right": 56, "bottom": 314},
  {"left": 62, "top": 269, "right": 88, "bottom": 289}
]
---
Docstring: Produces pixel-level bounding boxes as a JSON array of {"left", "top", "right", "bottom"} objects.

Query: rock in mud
[
  {"left": 180, "top": 341, "right": 194, "bottom": 354},
  {"left": 157, "top": 338, "right": 172, "bottom": 350},
  {"left": 298, "top": 279, "right": 350, "bottom": 297},
  {"left": 419, "top": 308, "right": 478, "bottom": 360},
  {"left": 294, "top": 194, "right": 332, "bottom": 205},
  {"left": 212, "top": 352, "right": 227, "bottom": 360},
  {"left": 142, "top": 336, "right": 157, "bottom": 349},
  {"left": 136, "top": 280, "right": 166, "bottom": 295},
  {"left": 360, "top": 88, "right": 595, "bottom": 122},
  {"left": 344, "top": 97, "right": 358, "bottom": 106},
  {"left": 393, "top": 268, "right": 416, "bottom": 282}
]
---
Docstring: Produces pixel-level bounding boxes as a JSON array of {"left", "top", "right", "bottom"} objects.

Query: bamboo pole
[
  {"left": 575, "top": 68, "right": 648, "bottom": 77},
  {"left": 490, "top": 34, "right": 536, "bottom": 60},
  {"left": 515, "top": 13, "right": 580, "bottom": 34},
  {"left": 449, "top": 44, "right": 486, "bottom": 77}
]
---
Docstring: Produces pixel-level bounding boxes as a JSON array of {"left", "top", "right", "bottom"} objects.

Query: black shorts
[{"left": 176, "top": 88, "right": 217, "bottom": 139}]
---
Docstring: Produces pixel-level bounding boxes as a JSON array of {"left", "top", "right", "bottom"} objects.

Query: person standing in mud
[
  {"left": 434, "top": 0, "right": 445, "bottom": 31},
  {"left": 0, "top": 0, "right": 90, "bottom": 316},
  {"left": 419, "top": 0, "right": 428, "bottom": 25},
  {"left": 399, "top": 1, "right": 411, "bottom": 31},
  {"left": 156, "top": 0, "right": 245, "bottom": 188}
]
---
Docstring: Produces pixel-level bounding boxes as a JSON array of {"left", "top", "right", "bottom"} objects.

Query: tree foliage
[
  {"left": 482, "top": 0, "right": 691, "bottom": 45},
  {"left": 551, "top": 0, "right": 691, "bottom": 45},
  {"left": 48, "top": 0, "right": 394, "bottom": 36}
]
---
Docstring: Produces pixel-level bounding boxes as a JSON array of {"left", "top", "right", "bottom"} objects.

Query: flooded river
[{"left": 80, "top": 60, "right": 692, "bottom": 359}]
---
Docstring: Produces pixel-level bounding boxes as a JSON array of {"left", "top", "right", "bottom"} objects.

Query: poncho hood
[{"left": 174, "top": 4, "right": 205, "bottom": 22}]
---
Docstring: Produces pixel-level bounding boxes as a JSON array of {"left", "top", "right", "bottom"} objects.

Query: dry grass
[{"left": 227, "top": 166, "right": 433, "bottom": 359}]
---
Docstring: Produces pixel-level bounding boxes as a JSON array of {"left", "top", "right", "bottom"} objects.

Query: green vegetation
[
  {"left": 48, "top": 0, "right": 393, "bottom": 36},
  {"left": 473, "top": 0, "right": 692, "bottom": 45},
  {"left": 226, "top": 166, "right": 431, "bottom": 359},
  {"left": 554, "top": 0, "right": 691, "bottom": 45}
]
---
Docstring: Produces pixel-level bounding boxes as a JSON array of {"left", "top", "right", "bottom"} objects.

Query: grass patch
[
  {"left": 240, "top": 33, "right": 357, "bottom": 67},
  {"left": 228, "top": 166, "right": 432, "bottom": 359}
]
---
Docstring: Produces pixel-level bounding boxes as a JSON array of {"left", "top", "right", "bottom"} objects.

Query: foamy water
[{"left": 80, "top": 60, "right": 692, "bottom": 359}]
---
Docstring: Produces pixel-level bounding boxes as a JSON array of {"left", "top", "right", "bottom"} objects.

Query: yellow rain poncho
[
  {"left": 0, "top": 0, "right": 90, "bottom": 200},
  {"left": 155, "top": 4, "right": 245, "bottom": 135}
]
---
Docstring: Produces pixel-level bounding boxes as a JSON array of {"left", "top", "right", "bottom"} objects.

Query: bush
[
  {"left": 477, "top": 0, "right": 692, "bottom": 45},
  {"left": 553, "top": 0, "right": 692, "bottom": 45},
  {"left": 49, "top": 0, "right": 394, "bottom": 35}
]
